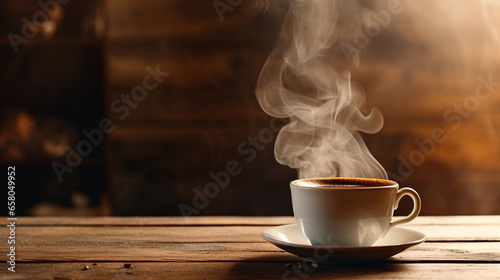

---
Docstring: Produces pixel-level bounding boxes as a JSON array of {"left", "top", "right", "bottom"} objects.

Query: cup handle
[{"left": 388, "top": 187, "right": 421, "bottom": 230}]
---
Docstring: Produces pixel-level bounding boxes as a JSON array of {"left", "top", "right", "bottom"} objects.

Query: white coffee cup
[{"left": 290, "top": 177, "right": 421, "bottom": 247}]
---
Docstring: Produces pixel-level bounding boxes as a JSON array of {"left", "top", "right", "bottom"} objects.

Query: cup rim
[{"left": 290, "top": 177, "right": 398, "bottom": 190}]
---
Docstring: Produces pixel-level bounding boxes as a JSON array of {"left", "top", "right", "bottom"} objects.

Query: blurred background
[{"left": 1, "top": 0, "right": 499, "bottom": 216}]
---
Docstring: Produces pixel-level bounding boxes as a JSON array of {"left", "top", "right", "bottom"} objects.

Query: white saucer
[{"left": 262, "top": 224, "right": 426, "bottom": 263}]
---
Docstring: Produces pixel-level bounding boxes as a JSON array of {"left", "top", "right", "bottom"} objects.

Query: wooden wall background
[
  {"left": 0, "top": 0, "right": 107, "bottom": 215},
  {"left": 3, "top": 0, "right": 498, "bottom": 216},
  {"left": 104, "top": 0, "right": 500, "bottom": 216},
  {"left": 105, "top": 0, "right": 297, "bottom": 215}
]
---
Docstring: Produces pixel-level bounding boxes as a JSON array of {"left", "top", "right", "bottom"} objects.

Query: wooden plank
[
  {"left": 107, "top": 47, "right": 269, "bottom": 90},
  {"left": 9, "top": 241, "right": 294, "bottom": 263},
  {"left": 7, "top": 216, "right": 500, "bottom": 226},
  {"left": 106, "top": 0, "right": 278, "bottom": 42},
  {"left": 411, "top": 216, "right": 500, "bottom": 225},
  {"left": 4, "top": 239, "right": 500, "bottom": 263},
  {"left": 105, "top": 85, "right": 269, "bottom": 123},
  {"left": 393, "top": 242, "right": 500, "bottom": 262},
  {"left": 1, "top": 262, "right": 499, "bottom": 280},
  {"left": 4, "top": 226, "right": 274, "bottom": 251},
  {"left": 405, "top": 224, "right": 500, "bottom": 241},
  {"left": 378, "top": 120, "right": 500, "bottom": 172},
  {"left": 1, "top": 224, "right": 499, "bottom": 262},
  {"left": 107, "top": 124, "right": 280, "bottom": 146},
  {"left": 9, "top": 216, "right": 296, "bottom": 226}
]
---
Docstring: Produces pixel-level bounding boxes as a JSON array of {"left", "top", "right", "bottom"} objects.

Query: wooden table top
[{"left": 1, "top": 216, "right": 499, "bottom": 279}]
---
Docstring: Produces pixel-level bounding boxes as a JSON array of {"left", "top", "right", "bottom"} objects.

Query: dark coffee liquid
[{"left": 293, "top": 177, "right": 396, "bottom": 188}]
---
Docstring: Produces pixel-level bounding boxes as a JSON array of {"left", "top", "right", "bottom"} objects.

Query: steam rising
[
  {"left": 256, "top": 0, "right": 387, "bottom": 179},
  {"left": 482, "top": 0, "right": 500, "bottom": 46}
]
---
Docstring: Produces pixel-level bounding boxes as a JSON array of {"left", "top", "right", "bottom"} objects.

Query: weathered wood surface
[
  {"left": 5, "top": 237, "right": 500, "bottom": 263},
  {"left": 0, "top": 216, "right": 499, "bottom": 279},
  {"left": 2, "top": 262, "right": 499, "bottom": 280}
]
